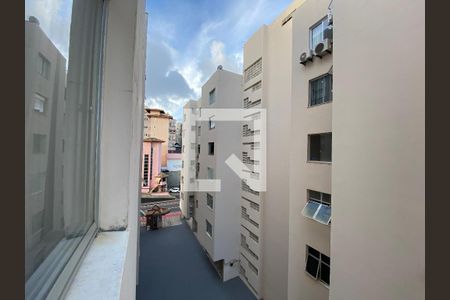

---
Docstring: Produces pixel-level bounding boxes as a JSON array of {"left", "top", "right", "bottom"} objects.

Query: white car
[{"left": 169, "top": 187, "right": 180, "bottom": 193}]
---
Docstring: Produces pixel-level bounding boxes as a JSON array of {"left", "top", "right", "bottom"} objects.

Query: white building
[{"left": 181, "top": 67, "right": 243, "bottom": 281}]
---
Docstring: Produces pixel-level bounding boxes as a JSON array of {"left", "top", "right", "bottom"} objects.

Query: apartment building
[
  {"left": 287, "top": 0, "right": 424, "bottom": 300},
  {"left": 180, "top": 99, "right": 200, "bottom": 222},
  {"left": 181, "top": 68, "right": 243, "bottom": 281},
  {"left": 238, "top": 1, "right": 305, "bottom": 298},
  {"left": 288, "top": 0, "right": 333, "bottom": 299},
  {"left": 143, "top": 108, "right": 173, "bottom": 167}
]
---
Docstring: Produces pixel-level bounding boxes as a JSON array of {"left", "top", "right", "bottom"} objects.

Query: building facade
[
  {"left": 143, "top": 108, "right": 173, "bottom": 167},
  {"left": 238, "top": 1, "right": 305, "bottom": 299},
  {"left": 141, "top": 137, "right": 164, "bottom": 193},
  {"left": 181, "top": 68, "right": 243, "bottom": 281}
]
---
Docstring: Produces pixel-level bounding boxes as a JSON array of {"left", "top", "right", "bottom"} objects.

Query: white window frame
[
  {"left": 301, "top": 190, "right": 331, "bottom": 225},
  {"left": 205, "top": 219, "right": 213, "bottom": 238},
  {"left": 209, "top": 116, "right": 215, "bottom": 130},
  {"left": 33, "top": 93, "right": 46, "bottom": 113},
  {"left": 209, "top": 88, "right": 216, "bottom": 105},
  {"left": 206, "top": 193, "right": 214, "bottom": 210},
  {"left": 309, "top": 16, "right": 328, "bottom": 51}
]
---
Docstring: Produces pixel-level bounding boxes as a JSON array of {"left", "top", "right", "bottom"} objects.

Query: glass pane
[
  {"left": 319, "top": 262, "right": 330, "bottom": 285},
  {"left": 302, "top": 201, "right": 320, "bottom": 218},
  {"left": 306, "top": 255, "right": 320, "bottom": 278},
  {"left": 315, "top": 205, "right": 332, "bottom": 224},
  {"left": 321, "top": 192, "right": 331, "bottom": 205},
  {"left": 320, "top": 133, "right": 332, "bottom": 162},
  {"left": 309, "top": 134, "right": 321, "bottom": 161},
  {"left": 308, "top": 190, "right": 321, "bottom": 202},
  {"left": 25, "top": 0, "right": 104, "bottom": 298}
]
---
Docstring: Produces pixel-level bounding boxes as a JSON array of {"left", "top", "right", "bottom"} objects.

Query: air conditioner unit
[
  {"left": 299, "top": 50, "right": 313, "bottom": 65},
  {"left": 314, "top": 39, "right": 332, "bottom": 58}
]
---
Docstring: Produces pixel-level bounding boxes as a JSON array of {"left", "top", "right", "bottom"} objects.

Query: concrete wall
[
  {"left": 97, "top": 0, "right": 147, "bottom": 299},
  {"left": 288, "top": 0, "right": 332, "bottom": 299},
  {"left": 330, "top": 1, "right": 425, "bottom": 300}
]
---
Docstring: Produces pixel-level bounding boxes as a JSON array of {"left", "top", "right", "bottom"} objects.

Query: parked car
[{"left": 169, "top": 187, "right": 180, "bottom": 193}]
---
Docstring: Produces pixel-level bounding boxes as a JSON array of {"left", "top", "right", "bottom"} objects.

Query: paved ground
[{"left": 137, "top": 221, "right": 255, "bottom": 300}]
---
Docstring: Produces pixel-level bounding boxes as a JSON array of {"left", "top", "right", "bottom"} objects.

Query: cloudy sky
[
  {"left": 25, "top": 0, "right": 293, "bottom": 121},
  {"left": 145, "top": 0, "right": 293, "bottom": 120}
]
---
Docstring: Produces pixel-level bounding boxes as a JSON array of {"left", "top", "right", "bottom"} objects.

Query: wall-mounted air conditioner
[
  {"left": 314, "top": 39, "right": 332, "bottom": 58},
  {"left": 299, "top": 50, "right": 313, "bottom": 65}
]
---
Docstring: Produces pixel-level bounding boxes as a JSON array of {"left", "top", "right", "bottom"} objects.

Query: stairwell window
[
  {"left": 301, "top": 190, "right": 331, "bottom": 225},
  {"left": 309, "top": 74, "right": 332, "bottom": 106},
  {"left": 206, "top": 193, "right": 214, "bottom": 210},
  {"left": 208, "top": 142, "right": 214, "bottom": 155},
  {"left": 209, "top": 116, "right": 215, "bottom": 129},
  {"left": 305, "top": 245, "right": 330, "bottom": 286},
  {"left": 206, "top": 219, "right": 213, "bottom": 238},
  {"left": 308, "top": 133, "right": 332, "bottom": 162},
  {"left": 209, "top": 88, "right": 216, "bottom": 104}
]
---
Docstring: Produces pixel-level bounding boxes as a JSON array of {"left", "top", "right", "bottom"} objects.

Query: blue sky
[
  {"left": 25, "top": 0, "right": 293, "bottom": 121},
  {"left": 145, "top": 0, "right": 293, "bottom": 120}
]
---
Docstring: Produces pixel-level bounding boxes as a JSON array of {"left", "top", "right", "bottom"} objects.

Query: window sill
[
  {"left": 307, "top": 160, "right": 332, "bottom": 165},
  {"left": 307, "top": 101, "right": 332, "bottom": 109},
  {"left": 65, "top": 231, "right": 130, "bottom": 300}
]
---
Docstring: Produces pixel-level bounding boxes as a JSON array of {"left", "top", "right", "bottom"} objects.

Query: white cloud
[{"left": 210, "top": 40, "right": 225, "bottom": 66}]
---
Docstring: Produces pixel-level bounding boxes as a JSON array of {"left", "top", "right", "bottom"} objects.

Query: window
[
  {"left": 207, "top": 167, "right": 214, "bottom": 179},
  {"left": 209, "top": 116, "right": 215, "bottom": 129},
  {"left": 244, "top": 58, "right": 262, "bottom": 83},
  {"left": 37, "top": 53, "right": 50, "bottom": 79},
  {"left": 197, "top": 144, "right": 200, "bottom": 154},
  {"left": 305, "top": 246, "right": 330, "bottom": 286},
  {"left": 207, "top": 193, "right": 214, "bottom": 209},
  {"left": 32, "top": 134, "right": 46, "bottom": 154},
  {"left": 196, "top": 199, "right": 198, "bottom": 208},
  {"left": 208, "top": 142, "right": 214, "bottom": 155},
  {"left": 309, "top": 74, "right": 332, "bottom": 106},
  {"left": 150, "top": 147, "right": 154, "bottom": 179},
  {"left": 308, "top": 133, "right": 332, "bottom": 162},
  {"left": 206, "top": 220, "right": 213, "bottom": 237},
  {"left": 33, "top": 94, "right": 46, "bottom": 113},
  {"left": 209, "top": 88, "right": 216, "bottom": 104},
  {"left": 301, "top": 190, "right": 331, "bottom": 225},
  {"left": 143, "top": 154, "right": 149, "bottom": 186},
  {"left": 310, "top": 17, "right": 328, "bottom": 50},
  {"left": 198, "top": 126, "right": 201, "bottom": 136},
  {"left": 25, "top": 0, "right": 105, "bottom": 298}
]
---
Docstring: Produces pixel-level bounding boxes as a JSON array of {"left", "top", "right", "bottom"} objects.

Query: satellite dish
[{"left": 217, "top": 65, "right": 223, "bottom": 70}]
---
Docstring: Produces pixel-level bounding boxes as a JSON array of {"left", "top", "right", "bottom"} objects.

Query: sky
[
  {"left": 25, "top": 0, "right": 294, "bottom": 121},
  {"left": 145, "top": 0, "right": 293, "bottom": 120}
]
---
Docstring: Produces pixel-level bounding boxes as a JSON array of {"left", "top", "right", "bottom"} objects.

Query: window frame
[
  {"left": 308, "top": 132, "right": 332, "bottom": 163},
  {"left": 205, "top": 219, "right": 213, "bottom": 238},
  {"left": 301, "top": 190, "right": 332, "bottom": 225},
  {"left": 309, "top": 73, "right": 333, "bottom": 107},
  {"left": 309, "top": 16, "right": 328, "bottom": 51},
  {"left": 33, "top": 93, "right": 47, "bottom": 113},
  {"left": 209, "top": 88, "right": 216, "bottom": 105},
  {"left": 208, "top": 142, "right": 214, "bottom": 155},
  {"left": 206, "top": 193, "right": 214, "bottom": 210},
  {"left": 25, "top": 1, "right": 107, "bottom": 299},
  {"left": 209, "top": 116, "right": 215, "bottom": 130},
  {"left": 37, "top": 53, "right": 51, "bottom": 79},
  {"left": 305, "top": 245, "right": 330, "bottom": 287}
]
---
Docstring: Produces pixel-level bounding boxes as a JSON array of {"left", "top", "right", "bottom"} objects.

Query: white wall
[{"left": 331, "top": 1, "right": 425, "bottom": 300}]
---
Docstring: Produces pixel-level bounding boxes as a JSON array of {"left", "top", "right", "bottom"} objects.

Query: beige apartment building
[
  {"left": 238, "top": 1, "right": 307, "bottom": 298},
  {"left": 237, "top": 0, "right": 425, "bottom": 299},
  {"left": 144, "top": 108, "right": 173, "bottom": 167}
]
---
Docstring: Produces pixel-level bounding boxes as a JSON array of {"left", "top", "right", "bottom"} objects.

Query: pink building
[{"left": 141, "top": 137, "right": 164, "bottom": 193}]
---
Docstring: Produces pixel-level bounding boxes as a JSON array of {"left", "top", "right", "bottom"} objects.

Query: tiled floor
[{"left": 137, "top": 221, "right": 255, "bottom": 300}]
